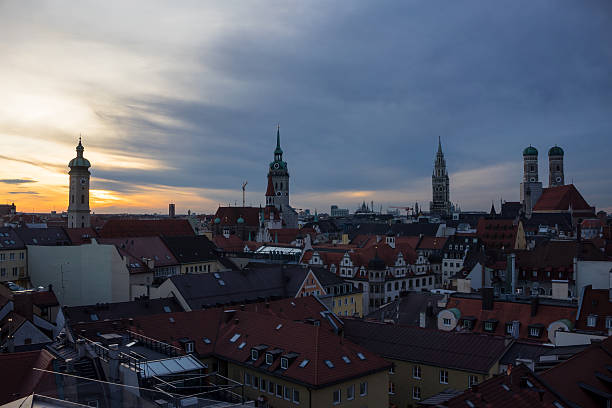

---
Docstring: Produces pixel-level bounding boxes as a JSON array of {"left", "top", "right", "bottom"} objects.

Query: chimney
[
  {"left": 530, "top": 296, "right": 539, "bottom": 317},
  {"left": 482, "top": 287, "right": 494, "bottom": 310}
]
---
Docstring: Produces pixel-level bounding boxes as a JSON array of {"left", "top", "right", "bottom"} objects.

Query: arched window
[{"left": 81, "top": 195, "right": 84, "bottom": 204}]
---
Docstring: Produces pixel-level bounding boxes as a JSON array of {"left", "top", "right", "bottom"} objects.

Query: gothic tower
[
  {"left": 67, "top": 137, "right": 91, "bottom": 228},
  {"left": 268, "top": 125, "right": 290, "bottom": 210},
  {"left": 520, "top": 145, "right": 542, "bottom": 217},
  {"left": 548, "top": 145, "right": 565, "bottom": 187},
  {"left": 430, "top": 137, "right": 451, "bottom": 217}
]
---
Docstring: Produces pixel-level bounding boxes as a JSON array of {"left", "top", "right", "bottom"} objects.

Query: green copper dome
[
  {"left": 522, "top": 145, "right": 538, "bottom": 156},
  {"left": 214, "top": 217, "right": 221, "bottom": 224},
  {"left": 237, "top": 216, "right": 245, "bottom": 224},
  {"left": 68, "top": 138, "right": 91, "bottom": 168},
  {"left": 548, "top": 145, "right": 564, "bottom": 156}
]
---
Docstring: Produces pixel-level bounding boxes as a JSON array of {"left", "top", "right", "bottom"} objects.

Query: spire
[
  {"left": 437, "top": 136, "right": 442, "bottom": 153},
  {"left": 490, "top": 201, "right": 497, "bottom": 216},
  {"left": 76, "top": 135, "right": 84, "bottom": 157},
  {"left": 274, "top": 124, "right": 283, "bottom": 155}
]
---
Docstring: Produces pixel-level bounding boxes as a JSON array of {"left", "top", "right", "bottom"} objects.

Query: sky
[{"left": 1, "top": 1, "right": 611, "bottom": 215}]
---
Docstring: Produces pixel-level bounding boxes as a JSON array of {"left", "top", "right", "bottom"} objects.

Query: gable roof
[
  {"left": 0, "top": 227, "right": 26, "bottom": 250},
  {"left": 64, "top": 296, "right": 185, "bottom": 324},
  {"left": 63, "top": 227, "right": 98, "bottom": 245},
  {"left": 533, "top": 184, "right": 594, "bottom": 213},
  {"left": 98, "top": 218, "right": 195, "bottom": 238},
  {"left": 417, "top": 236, "right": 448, "bottom": 251},
  {"left": 343, "top": 319, "right": 510, "bottom": 374},
  {"left": 15, "top": 226, "right": 70, "bottom": 246},
  {"left": 365, "top": 291, "right": 444, "bottom": 328},
  {"left": 576, "top": 285, "right": 612, "bottom": 332},
  {"left": 477, "top": 218, "right": 520, "bottom": 249}
]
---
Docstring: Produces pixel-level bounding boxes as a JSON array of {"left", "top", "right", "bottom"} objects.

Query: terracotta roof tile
[
  {"left": 533, "top": 184, "right": 594, "bottom": 213},
  {"left": 0, "top": 349, "right": 55, "bottom": 404},
  {"left": 99, "top": 219, "right": 195, "bottom": 238}
]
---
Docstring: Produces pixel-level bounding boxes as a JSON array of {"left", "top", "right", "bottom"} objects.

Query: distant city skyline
[{"left": 1, "top": 1, "right": 611, "bottom": 214}]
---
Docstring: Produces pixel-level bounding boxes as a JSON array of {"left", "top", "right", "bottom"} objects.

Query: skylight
[
  {"left": 466, "top": 401, "right": 475, "bottom": 408},
  {"left": 357, "top": 352, "right": 366, "bottom": 360},
  {"left": 169, "top": 317, "right": 175, "bottom": 323},
  {"left": 238, "top": 342, "right": 247, "bottom": 349},
  {"left": 299, "top": 359, "right": 310, "bottom": 368},
  {"left": 501, "top": 384, "right": 510, "bottom": 391},
  {"left": 275, "top": 324, "right": 283, "bottom": 330},
  {"left": 342, "top": 356, "right": 351, "bottom": 364},
  {"left": 230, "top": 333, "right": 241, "bottom": 343},
  {"left": 90, "top": 314, "right": 99, "bottom": 321},
  {"left": 214, "top": 273, "right": 221, "bottom": 279},
  {"left": 325, "top": 360, "right": 334, "bottom": 368},
  {"left": 163, "top": 306, "right": 171, "bottom": 313},
  {"left": 219, "top": 280, "right": 225, "bottom": 286},
  {"left": 203, "top": 337, "right": 211, "bottom": 344},
  {"left": 125, "top": 341, "right": 137, "bottom": 347}
]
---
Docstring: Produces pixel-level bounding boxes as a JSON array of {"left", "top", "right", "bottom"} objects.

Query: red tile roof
[
  {"left": 540, "top": 336, "right": 612, "bottom": 408},
  {"left": 575, "top": 286, "right": 612, "bottom": 332},
  {"left": 477, "top": 218, "right": 519, "bottom": 249},
  {"left": 444, "top": 295, "right": 576, "bottom": 342},
  {"left": 0, "top": 349, "right": 55, "bottom": 404},
  {"left": 446, "top": 363, "right": 567, "bottom": 408},
  {"left": 214, "top": 206, "right": 261, "bottom": 227},
  {"left": 417, "top": 236, "right": 447, "bottom": 251},
  {"left": 213, "top": 234, "right": 246, "bottom": 252},
  {"left": 98, "top": 219, "right": 195, "bottom": 238},
  {"left": 533, "top": 184, "right": 594, "bottom": 213},
  {"left": 265, "top": 175, "right": 275, "bottom": 196},
  {"left": 72, "top": 298, "right": 389, "bottom": 388},
  {"left": 30, "top": 290, "right": 59, "bottom": 307}
]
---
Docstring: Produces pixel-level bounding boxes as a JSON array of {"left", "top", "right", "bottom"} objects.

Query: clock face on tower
[
  {"left": 80, "top": 177, "right": 87, "bottom": 185},
  {"left": 273, "top": 162, "right": 280, "bottom": 169}
]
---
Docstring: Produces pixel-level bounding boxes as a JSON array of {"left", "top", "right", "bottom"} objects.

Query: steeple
[
  {"left": 76, "top": 136, "right": 84, "bottom": 157},
  {"left": 490, "top": 201, "right": 497, "bottom": 216},
  {"left": 437, "top": 136, "right": 442, "bottom": 155},
  {"left": 275, "top": 124, "right": 283, "bottom": 156}
]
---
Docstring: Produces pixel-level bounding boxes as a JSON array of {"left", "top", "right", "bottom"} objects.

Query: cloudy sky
[{"left": 1, "top": 1, "right": 611, "bottom": 215}]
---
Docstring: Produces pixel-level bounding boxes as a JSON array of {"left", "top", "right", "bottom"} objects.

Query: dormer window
[
  {"left": 251, "top": 350, "right": 259, "bottom": 361},
  {"left": 185, "top": 342, "right": 194, "bottom": 353},
  {"left": 587, "top": 315, "right": 598, "bottom": 328},
  {"left": 280, "top": 357, "right": 289, "bottom": 369},
  {"left": 265, "top": 353, "right": 274, "bottom": 365},
  {"left": 528, "top": 324, "right": 544, "bottom": 338},
  {"left": 606, "top": 317, "right": 612, "bottom": 329}
]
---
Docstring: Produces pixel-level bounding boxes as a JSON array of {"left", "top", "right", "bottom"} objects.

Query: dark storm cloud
[{"left": 82, "top": 1, "right": 612, "bottom": 210}]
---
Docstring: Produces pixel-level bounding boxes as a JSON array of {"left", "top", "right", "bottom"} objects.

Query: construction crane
[{"left": 242, "top": 181, "right": 248, "bottom": 207}]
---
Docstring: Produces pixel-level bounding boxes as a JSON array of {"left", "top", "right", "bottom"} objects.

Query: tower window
[
  {"left": 556, "top": 165, "right": 560, "bottom": 171},
  {"left": 72, "top": 195, "right": 75, "bottom": 203},
  {"left": 81, "top": 195, "right": 85, "bottom": 204}
]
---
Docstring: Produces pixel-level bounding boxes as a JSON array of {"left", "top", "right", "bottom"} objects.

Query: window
[
  {"left": 12, "top": 267, "right": 17, "bottom": 276},
  {"left": 413, "top": 386, "right": 421, "bottom": 400},
  {"left": 1, "top": 268, "right": 5, "bottom": 276},
  {"left": 185, "top": 342, "right": 194, "bottom": 353},
  {"left": 252, "top": 376, "right": 259, "bottom": 389},
  {"left": 280, "top": 357, "right": 288, "bottom": 369},
  {"left": 443, "top": 318, "right": 451, "bottom": 327},
  {"left": 244, "top": 373, "right": 252, "bottom": 386},
  {"left": 359, "top": 382, "right": 368, "bottom": 396},
  {"left": 413, "top": 365, "right": 421, "bottom": 379},
  {"left": 81, "top": 194, "right": 84, "bottom": 204},
  {"left": 484, "top": 321, "right": 494, "bottom": 331},
  {"left": 251, "top": 350, "right": 258, "bottom": 360},
  {"left": 276, "top": 384, "right": 282, "bottom": 398},
  {"left": 333, "top": 389, "right": 341, "bottom": 404},
  {"left": 268, "top": 380, "right": 274, "bottom": 394},
  {"left": 505, "top": 323, "right": 513, "bottom": 335},
  {"left": 260, "top": 378, "right": 266, "bottom": 391},
  {"left": 347, "top": 384, "right": 354, "bottom": 400},
  {"left": 529, "top": 327, "right": 541, "bottom": 337},
  {"left": 469, "top": 375, "right": 478, "bottom": 387},
  {"left": 293, "top": 389, "right": 300, "bottom": 404},
  {"left": 389, "top": 365, "right": 395, "bottom": 374},
  {"left": 462, "top": 319, "right": 473, "bottom": 330},
  {"left": 9, "top": 253, "right": 14, "bottom": 260},
  {"left": 440, "top": 370, "right": 449, "bottom": 384},
  {"left": 388, "top": 381, "right": 396, "bottom": 395},
  {"left": 606, "top": 317, "right": 612, "bottom": 329},
  {"left": 0, "top": 254, "right": 4, "bottom": 261},
  {"left": 587, "top": 315, "right": 598, "bottom": 327},
  {"left": 284, "top": 386, "right": 291, "bottom": 400},
  {"left": 265, "top": 353, "right": 274, "bottom": 365}
]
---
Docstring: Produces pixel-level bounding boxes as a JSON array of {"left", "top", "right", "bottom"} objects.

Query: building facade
[
  {"left": 67, "top": 138, "right": 91, "bottom": 229},
  {"left": 430, "top": 137, "right": 451, "bottom": 217}
]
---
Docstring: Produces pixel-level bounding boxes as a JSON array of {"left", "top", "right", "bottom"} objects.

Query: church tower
[
  {"left": 430, "top": 137, "right": 451, "bottom": 217},
  {"left": 268, "top": 125, "right": 290, "bottom": 210},
  {"left": 67, "top": 137, "right": 91, "bottom": 228},
  {"left": 520, "top": 145, "right": 542, "bottom": 217},
  {"left": 548, "top": 145, "right": 564, "bottom": 187}
]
